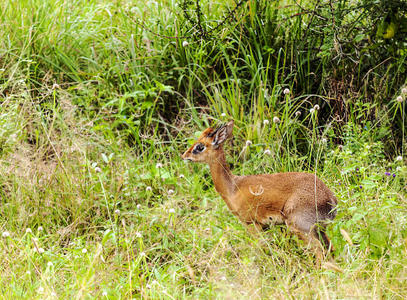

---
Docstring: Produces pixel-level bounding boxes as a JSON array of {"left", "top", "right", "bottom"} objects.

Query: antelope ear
[{"left": 212, "top": 121, "right": 234, "bottom": 148}]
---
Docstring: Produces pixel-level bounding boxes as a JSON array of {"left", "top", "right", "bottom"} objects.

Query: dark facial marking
[{"left": 192, "top": 143, "right": 205, "bottom": 154}]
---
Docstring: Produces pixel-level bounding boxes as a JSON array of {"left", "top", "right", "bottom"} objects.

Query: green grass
[{"left": 1, "top": 0, "right": 407, "bottom": 298}]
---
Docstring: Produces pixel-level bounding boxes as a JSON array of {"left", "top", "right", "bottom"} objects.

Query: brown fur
[{"left": 182, "top": 121, "right": 337, "bottom": 261}]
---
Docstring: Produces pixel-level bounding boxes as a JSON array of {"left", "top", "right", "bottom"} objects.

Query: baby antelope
[{"left": 182, "top": 121, "right": 337, "bottom": 261}]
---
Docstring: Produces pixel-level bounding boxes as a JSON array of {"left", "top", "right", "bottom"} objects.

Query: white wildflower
[
  {"left": 26, "top": 270, "right": 31, "bottom": 275},
  {"left": 310, "top": 108, "right": 315, "bottom": 114},
  {"left": 245, "top": 140, "right": 252, "bottom": 146},
  {"left": 273, "top": 116, "right": 280, "bottom": 124},
  {"left": 136, "top": 204, "right": 142, "bottom": 209},
  {"left": 402, "top": 87, "right": 407, "bottom": 94},
  {"left": 169, "top": 208, "right": 176, "bottom": 214},
  {"left": 26, "top": 228, "right": 32, "bottom": 234},
  {"left": 220, "top": 113, "right": 226, "bottom": 117},
  {"left": 182, "top": 40, "right": 189, "bottom": 47},
  {"left": 146, "top": 186, "right": 152, "bottom": 192},
  {"left": 82, "top": 248, "right": 87, "bottom": 254},
  {"left": 37, "top": 248, "right": 45, "bottom": 254},
  {"left": 2, "top": 231, "right": 10, "bottom": 238},
  {"left": 139, "top": 251, "right": 146, "bottom": 257},
  {"left": 38, "top": 287, "right": 44, "bottom": 294},
  {"left": 295, "top": 111, "right": 301, "bottom": 117},
  {"left": 179, "top": 174, "right": 185, "bottom": 179},
  {"left": 102, "top": 291, "right": 108, "bottom": 296},
  {"left": 52, "top": 83, "right": 60, "bottom": 89},
  {"left": 283, "top": 88, "right": 290, "bottom": 95},
  {"left": 94, "top": 167, "right": 102, "bottom": 173},
  {"left": 321, "top": 138, "right": 327, "bottom": 144},
  {"left": 47, "top": 261, "right": 53, "bottom": 267},
  {"left": 38, "top": 226, "right": 43, "bottom": 232},
  {"left": 221, "top": 276, "right": 227, "bottom": 281},
  {"left": 146, "top": 284, "right": 152, "bottom": 289},
  {"left": 156, "top": 163, "right": 163, "bottom": 169},
  {"left": 263, "top": 149, "right": 271, "bottom": 155},
  {"left": 263, "top": 119, "right": 269, "bottom": 125},
  {"left": 168, "top": 189, "right": 175, "bottom": 195},
  {"left": 396, "top": 156, "right": 403, "bottom": 161},
  {"left": 136, "top": 232, "right": 142, "bottom": 238},
  {"left": 314, "top": 104, "right": 320, "bottom": 111},
  {"left": 396, "top": 96, "right": 403, "bottom": 103}
]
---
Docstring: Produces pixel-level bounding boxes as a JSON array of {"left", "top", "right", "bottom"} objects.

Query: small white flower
[
  {"left": 182, "top": 40, "right": 189, "bottom": 47},
  {"left": 263, "top": 149, "right": 271, "bottom": 155},
  {"left": 51, "top": 291, "right": 57, "bottom": 297},
  {"left": 295, "top": 111, "right": 301, "bottom": 117},
  {"left": 26, "top": 270, "right": 31, "bottom": 275},
  {"left": 26, "top": 228, "right": 32, "bottom": 234},
  {"left": 263, "top": 119, "right": 269, "bottom": 125},
  {"left": 396, "top": 156, "right": 403, "bottom": 161},
  {"left": 179, "top": 174, "right": 185, "bottom": 179},
  {"left": 37, "top": 248, "right": 45, "bottom": 254},
  {"left": 338, "top": 145, "right": 343, "bottom": 150},
  {"left": 102, "top": 291, "right": 108, "bottom": 296},
  {"left": 136, "top": 232, "right": 142, "bottom": 238},
  {"left": 146, "top": 186, "right": 152, "bottom": 192},
  {"left": 38, "top": 226, "right": 43, "bottom": 232},
  {"left": 38, "top": 286, "right": 44, "bottom": 294},
  {"left": 168, "top": 189, "right": 175, "bottom": 195},
  {"left": 52, "top": 83, "right": 60, "bottom": 89},
  {"left": 283, "top": 88, "right": 290, "bottom": 95},
  {"left": 245, "top": 140, "right": 252, "bottom": 146},
  {"left": 321, "top": 138, "right": 327, "bottom": 144},
  {"left": 146, "top": 284, "right": 152, "bottom": 289},
  {"left": 396, "top": 96, "right": 403, "bottom": 103},
  {"left": 2, "top": 231, "right": 10, "bottom": 238},
  {"left": 221, "top": 276, "right": 227, "bottom": 281},
  {"left": 402, "top": 87, "right": 407, "bottom": 94},
  {"left": 139, "top": 251, "right": 146, "bottom": 257},
  {"left": 168, "top": 208, "right": 176, "bottom": 214},
  {"left": 136, "top": 204, "right": 142, "bottom": 209},
  {"left": 220, "top": 113, "right": 226, "bottom": 117},
  {"left": 273, "top": 116, "right": 280, "bottom": 124},
  {"left": 156, "top": 163, "right": 163, "bottom": 169},
  {"left": 82, "top": 248, "right": 87, "bottom": 254},
  {"left": 314, "top": 104, "right": 320, "bottom": 111},
  {"left": 47, "top": 261, "right": 53, "bottom": 267},
  {"left": 204, "top": 227, "right": 210, "bottom": 232},
  {"left": 94, "top": 167, "right": 102, "bottom": 173},
  {"left": 114, "top": 209, "right": 120, "bottom": 215},
  {"left": 151, "top": 280, "right": 158, "bottom": 285},
  {"left": 310, "top": 108, "right": 315, "bottom": 114}
]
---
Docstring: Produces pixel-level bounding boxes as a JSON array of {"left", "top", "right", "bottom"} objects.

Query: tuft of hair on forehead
[
  {"left": 207, "top": 123, "right": 225, "bottom": 138},
  {"left": 200, "top": 127, "right": 215, "bottom": 137}
]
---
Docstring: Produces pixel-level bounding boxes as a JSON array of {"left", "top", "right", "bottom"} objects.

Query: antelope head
[{"left": 181, "top": 121, "right": 234, "bottom": 163}]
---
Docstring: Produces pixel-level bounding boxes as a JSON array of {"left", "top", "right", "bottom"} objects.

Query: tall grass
[{"left": 0, "top": 0, "right": 406, "bottom": 298}]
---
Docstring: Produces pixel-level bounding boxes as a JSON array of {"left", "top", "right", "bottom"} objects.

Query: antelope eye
[{"left": 192, "top": 143, "right": 205, "bottom": 154}]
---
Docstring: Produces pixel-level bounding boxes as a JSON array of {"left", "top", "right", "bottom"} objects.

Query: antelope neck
[{"left": 208, "top": 151, "right": 235, "bottom": 200}]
